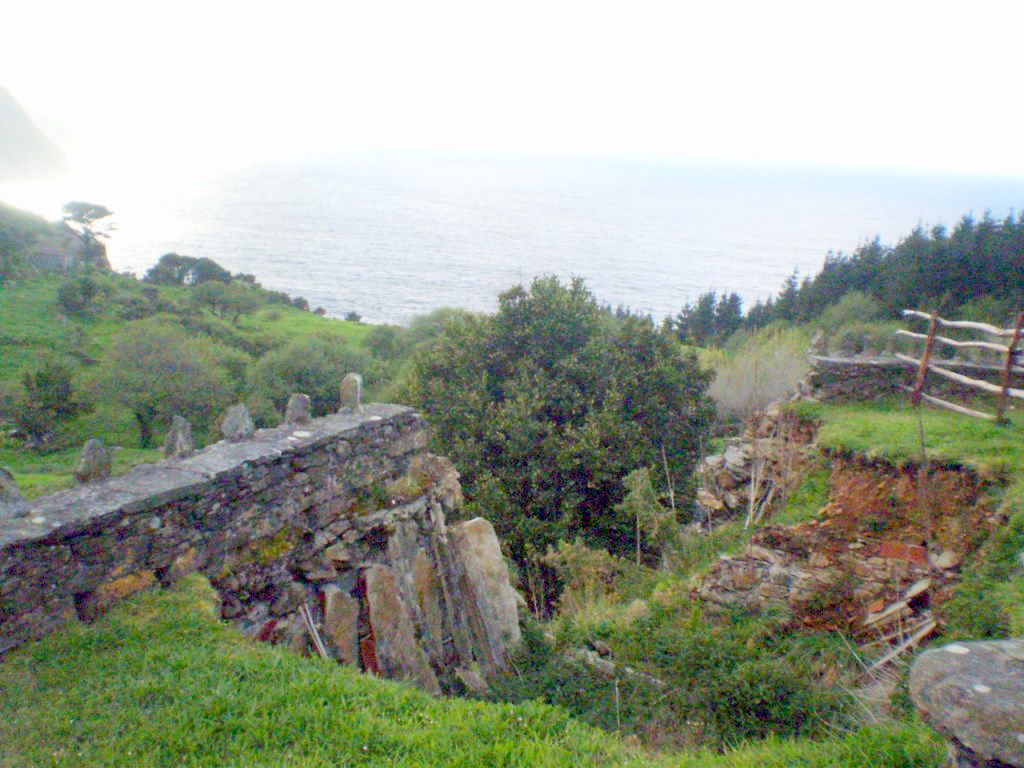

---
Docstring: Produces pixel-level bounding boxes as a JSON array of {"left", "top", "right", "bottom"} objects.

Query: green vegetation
[
  {"left": 0, "top": 575, "right": 945, "bottom": 768},
  {"left": 773, "top": 464, "right": 830, "bottom": 527},
  {"left": 0, "top": 270, "right": 378, "bottom": 496},
  {"left": 791, "top": 398, "right": 1024, "bottom": 477},
  {"left": 398, "top": 276, "right": 714, "bottom": 583}
]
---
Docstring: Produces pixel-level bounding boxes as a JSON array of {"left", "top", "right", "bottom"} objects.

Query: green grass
[
  {"left": 0, "top": 575, "right": 945, "bottom": 768},
  {"left": 791, "top": 397, "right": 1024, "bottom": 477},
  {"left": 0, "top": 434, "right": 161, "bottom": 499},
  {"left": 773, "top": 464, "right": 831, "bottom": 527}
]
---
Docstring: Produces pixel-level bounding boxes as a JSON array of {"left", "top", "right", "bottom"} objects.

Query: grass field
[
  {"left": 792, "top": 397, "right": 1024, "bottom": 477},
  {"left": 0, "top": 575, "right": 945, "bottom": 768}
]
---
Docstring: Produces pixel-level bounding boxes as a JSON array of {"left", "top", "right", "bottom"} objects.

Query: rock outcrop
[
  {"left": 911, "top": 639, "right": 1024, "bottom": 767},
  {"left": 220, "top": 404, "right": 255, "bottom": 441}
]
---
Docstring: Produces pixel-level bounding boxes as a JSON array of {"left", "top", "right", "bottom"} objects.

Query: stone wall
[
  {"left": 0, "top": 404, "right": 520, "bottom": 694},
  {"left": 806, "top": 355, "right": 1024, "bottom": 404}
]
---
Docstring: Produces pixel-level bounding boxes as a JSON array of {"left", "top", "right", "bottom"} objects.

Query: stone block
[
  {"left": 363, "top": 564, "right": 441, "bottom": 695},
  {"left": 451, "top": 517, "right": 521, "bottom": 671}
]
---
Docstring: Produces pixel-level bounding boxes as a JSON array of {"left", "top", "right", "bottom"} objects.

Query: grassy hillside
[
  {"left": 0, "top": 272, "right": 374, "bottom": 499},
  {"left": 0, "top": 575, "right": 944, "bottom": 768}
]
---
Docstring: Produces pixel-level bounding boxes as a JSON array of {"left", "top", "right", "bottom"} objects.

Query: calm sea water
[{"left": 3, "top": 153, "right": 1022, "bottom": 324}]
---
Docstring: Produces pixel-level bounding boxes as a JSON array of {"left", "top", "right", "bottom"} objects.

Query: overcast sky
[{"left": 4, "top": 0, "right": 1024, "bottom": 177}]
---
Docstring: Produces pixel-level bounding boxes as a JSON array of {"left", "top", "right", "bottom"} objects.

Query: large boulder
[
  {"left": 910, "top": 638, "right": 1024, "bottom": 767},
  {"left": 450, "top": 517, "right": 521, "bottom": 671}
]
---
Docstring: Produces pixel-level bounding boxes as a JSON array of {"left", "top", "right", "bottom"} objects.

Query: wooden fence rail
[{"left": 896, "top": 309, "right": 1024, "bottom": 423}]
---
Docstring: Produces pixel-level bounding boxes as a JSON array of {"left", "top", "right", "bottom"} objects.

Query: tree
[
  {"left": 143, "top": 253, "right": 232, "bottom": 286},
  {"left": 62, "top": 201, "right": 114, "bottom": 240},
  {"left": 189, "top": 281, "right": 260, "bottom": 321},
  {"left": 91, "top": 319, "right": 233, "bottom": 447},
  {"left": 248, "top": 334, "right": 374, "bottom": 417},
  {"left": 400, "top": 276, "right": 714, "bottom": 577},
  {"left": 615, "top": 468, "right": 676, "bottom": 566}
]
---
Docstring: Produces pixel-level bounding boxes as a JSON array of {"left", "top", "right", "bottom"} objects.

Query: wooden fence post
[
  {"left": 996, "top": 311, "right": 1024, "bottom": 423},
  {"left": 911, "top": 310, "right": 939, "bottom": 406}
]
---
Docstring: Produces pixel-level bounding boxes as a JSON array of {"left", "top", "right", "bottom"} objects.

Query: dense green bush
[
  {"left": 56, "top": 275, "right": 99, "bottom": 316},
  {"left": 248, "top": 334, "right": 374, "bottom": 416},
  {"left": 399, "top": 277, "right": 713, "bottom": 571},
  {"left": 143, "top": 253, "right": 232, "bottom": 286}
]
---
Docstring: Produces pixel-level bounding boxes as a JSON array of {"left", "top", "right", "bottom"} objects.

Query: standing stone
[
  {"left": 73, "top": 439, "right": 111, "bottom": 484},
  {"left": 221, "top": 404, "right": 255, "bottom": 442},
  {"left": 0, "top": 467, "right": 28, "bottom": 518},
  {"left": 285, "top": 393, "right": 312, "bottom": 425},
  {"left": 363, "top": 564, "right": 441, "bottom": 695},
  {"left": 910, "top": 639, "right": 1024, "bottom": 768},
  {"left": 162, "top": 415, "right": 195, "bottom": 459},
  {"left": 339, "top": 373, "right": 363, "bottom": 413},
  {"left": 450, "top": 517, "right": 522, "bottom": 672},
  {"left": 322, "top": 584, "right": 360, "bottom": 666}
]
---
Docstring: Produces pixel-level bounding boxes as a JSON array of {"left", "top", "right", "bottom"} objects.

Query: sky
[{"left": 4, "top": 0, "right": 1024, "bottom": 177}]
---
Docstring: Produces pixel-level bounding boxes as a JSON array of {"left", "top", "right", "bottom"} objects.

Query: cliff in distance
[{"left": 0, "top": 85, "right": 68, "bottom": 181}]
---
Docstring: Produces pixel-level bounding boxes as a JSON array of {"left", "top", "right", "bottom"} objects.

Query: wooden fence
[{"left": 894, "top": 309, "right": 1024, "bottom": 422}]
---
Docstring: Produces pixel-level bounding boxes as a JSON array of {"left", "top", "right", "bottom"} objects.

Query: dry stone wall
[
  {"left": 0, "top": 404, "right": 521, "bottom": 694},
  {"left": 806, "top": 355, "right": 1024, "bottom": 403}
]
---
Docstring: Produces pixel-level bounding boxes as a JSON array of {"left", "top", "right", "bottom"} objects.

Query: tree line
[{"left": 672, "top": 211, "right": 1024, "bottom": 345}]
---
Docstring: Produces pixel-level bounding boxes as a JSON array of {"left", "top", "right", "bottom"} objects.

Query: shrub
[
  {"left": 399, "top": 277, "right": 714, "bottom": 569},
  {"left": 248, "top": 334, "right": 373, "bottom": 416},
  {"left": 143, "top": 253, "right": 232, "bottom": 286},
  {"left": 56, "top": 275, "right": 98, "bottom": 316},
  {"left": 0, "top": 359, "right": 88, "bottom": 450},
  {"left": 89, "top": 319, "right": 234, "bottom": 447},
  {"left": 708, "top": 327, "right": 811, "bottom": 421},
  {"left": 344, "top": 310, "right": 362, "bottom": 322}
]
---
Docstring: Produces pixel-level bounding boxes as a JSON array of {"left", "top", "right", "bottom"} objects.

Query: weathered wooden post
[{"left": 995, "top": 311, "right": 1024, "bottom": 423}]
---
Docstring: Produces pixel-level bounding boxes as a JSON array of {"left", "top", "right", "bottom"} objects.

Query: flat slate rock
[{"left": 910, "top": 638, "right": 1024, "bottom": 767}]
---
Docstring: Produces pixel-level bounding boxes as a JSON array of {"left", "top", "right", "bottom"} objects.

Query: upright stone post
[
  {"left": 221, "top": 404, "right": 255, "bottom": 442},
  {"left": 285, "top": 393, "right": 312, "bottom": 425},
  {"left": 0, "top": 467, "right": 28, "bottom": 518},
  {"left": 163, "top": 415, "right": 195, "bottom": 458},
  {"left": 339, "top": 373, "right": 363, "bottom": 413},
  {"left": 73, "top": 439, "right": 112, "bottom": 484}
]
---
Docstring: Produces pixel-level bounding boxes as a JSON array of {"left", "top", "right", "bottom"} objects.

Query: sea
[{"left": 1, "top": 152, "right": 1021, "bottom": 325}]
